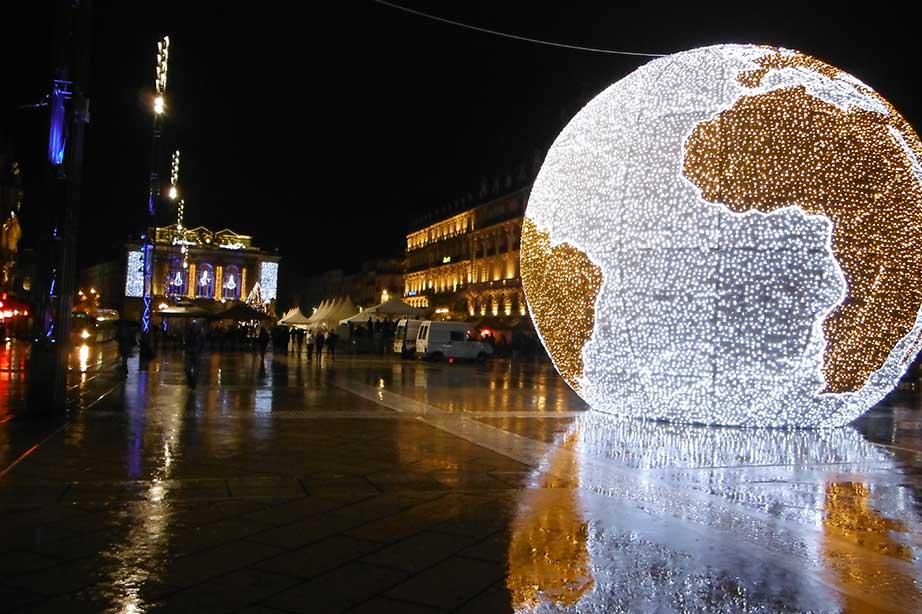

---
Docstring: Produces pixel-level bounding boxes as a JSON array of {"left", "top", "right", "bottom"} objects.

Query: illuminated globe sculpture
[{"left": 522, "top": 44, "right": 922, "bottom": 427}]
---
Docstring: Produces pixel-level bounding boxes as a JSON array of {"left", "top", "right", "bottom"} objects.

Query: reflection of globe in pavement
[
  {"left": 507, "top": 414, "right": 922, "bottom": 612},
  {"left": 522, "top": 44, "right": 922, "bottom": 427}
]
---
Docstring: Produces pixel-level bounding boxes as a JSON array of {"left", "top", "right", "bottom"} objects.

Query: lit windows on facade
[
  {"left": 404, "top": 189, "right": 529, "bottom": 319},
  {"left": 196, "top": 263, "right": 215, "bottom": 298},
  {"left": 222, "top": 265, "right": 241, "bottom": 300},
  {"left": 122, "top": 225, "right": 280, "bottom": 318}
]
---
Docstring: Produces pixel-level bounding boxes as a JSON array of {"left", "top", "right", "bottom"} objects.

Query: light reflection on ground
[
  {"left": 2, "top": 346, "right": 922, "bottom": 611},
  {"left": 509, "top": 413, "right": 922, "bottom": 613}
]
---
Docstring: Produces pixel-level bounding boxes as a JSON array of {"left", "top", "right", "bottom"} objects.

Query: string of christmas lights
[{"left": 522, "top": 44, "right": 922, "bottom": 427}]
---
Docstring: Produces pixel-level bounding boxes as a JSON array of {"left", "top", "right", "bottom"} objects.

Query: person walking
[
  {"left": 296, "top": 328, "right": 305, "bottom": 354},
  {"left": 258, "top": 327, "right": 270, "bottom": 361},
  {"left": 326, "top": 330, "right": 338, "bottom": 360},
  {"left": 116, "top": 319, "right": 135, "bottom": 377},
  {"left": 185, "top": 320, "right": 206, "bottom": 387},
  {"left": 306, "top": 330, "right": 314, "bottom": 361},
  {"left": 315, "top": 331, "right": 325, "bottom": 361}
]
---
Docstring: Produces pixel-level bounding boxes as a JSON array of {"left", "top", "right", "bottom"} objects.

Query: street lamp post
[{"left": 139, "top": 35, "right": 170, "bottom": 364}]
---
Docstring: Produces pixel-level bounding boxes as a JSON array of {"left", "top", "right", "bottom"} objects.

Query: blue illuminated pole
[
  {"left": 140, "top": 36, "right": 169, "bottom": 361},
  {"left": 27, "top": 0, "right": 93, "bottom": 414}
]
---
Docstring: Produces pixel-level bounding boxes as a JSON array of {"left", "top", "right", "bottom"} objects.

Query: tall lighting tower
[{"left": 140, "top": 35, "right": 169, "bottom": 355}]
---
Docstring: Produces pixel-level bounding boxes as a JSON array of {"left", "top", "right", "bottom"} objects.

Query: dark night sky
[{"left": 2, "top": 1, "right": 921, "bottom": 288}]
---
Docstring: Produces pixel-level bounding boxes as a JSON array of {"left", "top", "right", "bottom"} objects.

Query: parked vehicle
[
  {"left": 415, "top": 320, "right": 493, "bottom": 362},
  {"left": 394, "top": 319, "right": 423, "bottom": 357},
  {"left": 71, "top": 311, "right": 99, "bottom": 344}
]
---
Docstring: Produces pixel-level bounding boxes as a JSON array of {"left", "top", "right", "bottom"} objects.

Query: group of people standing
[{"left": 259, "top": 326, "right": 338, "bottom": 361}]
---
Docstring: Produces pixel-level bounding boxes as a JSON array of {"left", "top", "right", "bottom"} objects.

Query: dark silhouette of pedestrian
[
  {"left": 326, "top": 330, "right": 338, "bottom": 360},
  {"left": 315, "top": 331, "right": 325, "bottom": 360},
  {"left": 306, "top": 331, "right": 314, "bottom": 361},
  {"left": 258, "top": 327, "right": 270, "bottom": 360},
  {"left": 185, "top": 320, "right": 206, "bottom": 387},
  {"left": 116, "top": 319, "right": 135, "bottom": 376},
  {"left": 296, "top": 328, "right": 305, "bottom": 354}
]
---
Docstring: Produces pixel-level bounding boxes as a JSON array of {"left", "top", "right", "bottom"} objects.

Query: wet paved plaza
[{"left": 2, "top": 342, "right": 922, "bottom": 612}]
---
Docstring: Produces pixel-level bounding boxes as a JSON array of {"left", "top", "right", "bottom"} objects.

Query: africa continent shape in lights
[{"left": 521, "top": 44, "right": 922, "bottom": 427}]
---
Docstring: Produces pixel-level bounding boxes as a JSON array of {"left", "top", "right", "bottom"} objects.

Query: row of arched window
[{"left": 167, "top": 263, "right": 242, "bottom": 300}]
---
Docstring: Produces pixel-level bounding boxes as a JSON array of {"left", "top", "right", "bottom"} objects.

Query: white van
[
  {"left": 415, "top": 321, "right": 493, "bottom": 361},
  {"left": 393, "top": 319, "right": 423, "bottom": 357}
]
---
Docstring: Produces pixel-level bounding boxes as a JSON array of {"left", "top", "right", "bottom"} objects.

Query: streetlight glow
[
  {"left": 154, "top": 95, "right": 165, "bottom": 115},
  {"left": 168, "top": 185, "right": 177, "bottom": 200}
]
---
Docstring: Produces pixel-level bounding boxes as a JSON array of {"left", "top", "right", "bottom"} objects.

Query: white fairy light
[
  {"left": 522, "top": 44, "right": 922, "bottom": 427},
  {"left": 125, "top": 250, "right": 144, "bottom": 297},
  {"left": 259, "top": 261, "right": 278, "bottom": 301}
]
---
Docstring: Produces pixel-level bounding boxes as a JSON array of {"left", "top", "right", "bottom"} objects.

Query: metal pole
[
  {"left": 139, "top": 36, "right": 170, "bottom": 366},
  {"left": 27, "top": 0, "right": 93, "bottom": 415}
]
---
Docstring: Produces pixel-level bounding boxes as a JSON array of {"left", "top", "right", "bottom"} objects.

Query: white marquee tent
[
  {"left": 340, "top": 297, "right": 425, "bottom": 324},
  {"left": 307, "top": 296, "right": 359, "bottom": 330},
  {"left": 278, "top": 308, "right": 312, "bottom": 327}
]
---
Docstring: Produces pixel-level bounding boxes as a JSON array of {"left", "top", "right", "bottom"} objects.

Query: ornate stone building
[
  {"left": 122, "top": 225, "right": 280, "bottom": 319},
  {"left": 404, "top": 187, "right": 528, "bottom": 322}
]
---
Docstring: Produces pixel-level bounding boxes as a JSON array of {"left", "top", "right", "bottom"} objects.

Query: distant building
[
  {"left": 0, "top": 140, "right": 24, "bottom": 295},
  {"left": 344, "top": 258, "right": 405, "bottom": 308},
  {"left": 289, "top": 258, "right": 405, "bottom": 314},
  {"left": 404, "top": 187, "right": 528, "bottom": 322},
  {"left": 79, "top": 259, "right": 124, "bottom": 311},
  {"left": 116, "top": 225, "right": 280, "bottom": 320}
]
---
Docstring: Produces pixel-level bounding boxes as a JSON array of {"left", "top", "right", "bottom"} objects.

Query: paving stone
[
  {"left": 264, "top": 562, "right": 408, "bottom": 613},
  {"left": 0, "top": 584, "right": 44, "bottom": 611},
  {"left": 245, "top": 513, "right": 362, "bottom": 549},
  {"left": 226, "top": 476, "right": 306, "bottom": 498},
  {"left": 455, "top": 582, "right": 515, "bottom": 614},
  {"left": 0, "top": 550, "right": 62, "bottom": 576},
  {"left": 255, "top": 534, "right": 380, "bottom": 579},
  {"left": 386, "top": 556, "right": 504, "bottom": 610},
  {"left": 241, "top": 496, "right": 345, "bottom": 527},
  {"left": 458, "top": 531, "right": 509, "bottom": 563},
  {"left": 154, "top": 568, "right": 300, "bottom": 612},
  {"left": 349, "top": 596, "right": 446, "bottom": 613},
  {"left": 161, "top": 540, "right": 284, "bottom": 588},
  {"left": 361, "top": 530, "right": 475, "bottom": 573}
]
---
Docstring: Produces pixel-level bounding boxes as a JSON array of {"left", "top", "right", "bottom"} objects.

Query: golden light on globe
[{"left": 521, "top": 44, "right": 922, "bottom": 427}]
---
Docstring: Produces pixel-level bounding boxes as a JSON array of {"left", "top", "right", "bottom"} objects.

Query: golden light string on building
[{"left": 168, "top": 149, "right": 188, "bottom": 274}]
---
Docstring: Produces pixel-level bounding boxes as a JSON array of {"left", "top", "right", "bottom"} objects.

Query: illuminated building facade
[
  {"left": 0, "top": 140, "right": 24, "bottom": 294},
  {"left": 404, "top": 187, "right": 528, "bottom": 321},
  {"left": 123, "top": 225, "right": 280, "bottom": 319}
]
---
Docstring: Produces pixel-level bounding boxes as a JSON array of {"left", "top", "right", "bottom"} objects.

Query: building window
[
  {"left": 223, "top": 265, "right": 241, "bottom": 300},
  {"left": 196, "top": 263, "right": 215, "bottom": 298},
  {"left": 167, "top": 266, "right": 187, "bottom": 297}
]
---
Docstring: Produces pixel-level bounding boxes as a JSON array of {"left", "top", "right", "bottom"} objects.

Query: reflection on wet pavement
[
  {"left": 1, "top": 343, "right": 921, "bottom": 612},
  {"left": 508, "top": 431, "right": 593, "bottom": 610}
]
